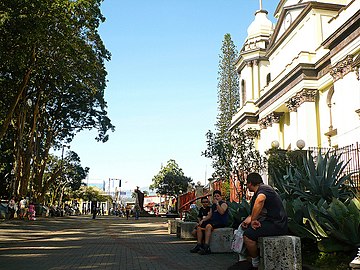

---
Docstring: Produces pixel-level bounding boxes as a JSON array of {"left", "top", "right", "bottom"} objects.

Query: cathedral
[{"left": 230, "top": 0, "right": 360, "bottom": 157}]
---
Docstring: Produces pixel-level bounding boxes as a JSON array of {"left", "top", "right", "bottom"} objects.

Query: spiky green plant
[
  {"left": 273, "top": 151, "right": 356, "bottom": 204},
  {"left": 183, "top": 208, "right": 199, "bottom": 222},
  {"left": 270, "top": 150, "right": 359, "bottom": 252},
  {"left": 227, "top": 199, "right": 250, "bottom": 228}
]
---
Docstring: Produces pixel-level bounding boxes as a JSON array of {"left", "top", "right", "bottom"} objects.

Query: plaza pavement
[{"left": 0, "top": 215, "right": 239, "bottom": 270}]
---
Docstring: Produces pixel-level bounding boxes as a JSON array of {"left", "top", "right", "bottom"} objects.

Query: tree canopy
[
  {"left": 203, "top": 33, "right": 239, "bottom": 180},
  {"left": 150, "top": 159, "right": 193, "bottom": 197},
  {"left": 0, "top": 0, "right": 114, "bottom": 200}
]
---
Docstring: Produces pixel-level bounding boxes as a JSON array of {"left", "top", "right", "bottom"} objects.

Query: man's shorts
[
  {"left": 243, "top": 220, "right": 287, "bottom": 241},
  {"left": 199, "top": 220, "right": 226, "bottom": 230}
]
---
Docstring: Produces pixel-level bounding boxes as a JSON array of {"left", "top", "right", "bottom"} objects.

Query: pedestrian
[
  {"left": 28, "top": 201, "right": 36, "bottom": 220},
  {"left": 125, "top": 204, "right": 131, "bottom": 220},
  {"left": 7, "top": 196, "right": 17, "bottom": 220},
  {"left": 91, "top": 202, "right": 97, "bottom": 219},
  {"left": 19, "top": 197, "right": 27, "bottom": 219},
  {"left": 134, "top": 204, "right": 140, "bottom": 220},
  {"left": 240, "top": 172, "right": 288, "bottom": 270}
]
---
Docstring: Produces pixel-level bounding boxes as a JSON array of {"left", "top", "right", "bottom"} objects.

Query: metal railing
[{"left": 309, "top": 142, "right": 360, "bottom": 188}]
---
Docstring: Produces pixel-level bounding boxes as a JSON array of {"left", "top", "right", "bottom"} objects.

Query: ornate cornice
[
  {"left": 285, "top": 89, "right": 317, "bottom": 112},
  {"left": 259, "top": 112, "right": 284, "bottom": 129},
  {"left": 330, "top": 55, "right": 354, "bottom": 81},
  {"left": 352, "top": 54, "right": 360, "bottom": 81}
]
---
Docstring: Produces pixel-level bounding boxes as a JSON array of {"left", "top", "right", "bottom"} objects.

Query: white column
[
  {"left": 253, "top": 60, "right": 260, "bottom": 99},
  {"left": 297, "top": 102, "right": 317, "bottom": 148},
  {"left": 246, "top": 61, "right": 254, "bottom": 101},
  {"left": 287, "top": 111, "right": 298, "bottom": 150}
]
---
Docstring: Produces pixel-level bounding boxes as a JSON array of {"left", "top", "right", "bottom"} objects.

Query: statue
[{"left": 134, "top": 186, "right": 144, "bottom": 211}]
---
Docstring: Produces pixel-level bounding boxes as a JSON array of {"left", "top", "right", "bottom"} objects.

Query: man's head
[{"left": 246, "top": 172, "right": 263, "bottom": 191}]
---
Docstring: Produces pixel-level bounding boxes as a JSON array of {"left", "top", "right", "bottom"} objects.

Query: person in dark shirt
[
  {"left": 190, "top": 190, "right": 229, "bottom": 255},
  {"left": 241, "top": 172, "right": 288, "bottom": 270},
  {"left": 190, "top": 197, "right": 211, "bottom": 241}
]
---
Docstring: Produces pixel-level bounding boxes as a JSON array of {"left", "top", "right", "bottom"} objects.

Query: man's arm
[
  {"left": 250, "top": 194, "right": 266, "bottom": 221},
  {"left": 216, "top": 201, "right": 228, "bottom": 215},
  {"left": 199, "top": 209, "right": 212, "bottom": 225},
  {"left": 250, "top": 194, "right": 266, "bottom": 229}
]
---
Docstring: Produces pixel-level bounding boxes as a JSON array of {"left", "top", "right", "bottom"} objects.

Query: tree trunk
[{"left": 0, "top": 47, "right": 36, "bottom": 140}]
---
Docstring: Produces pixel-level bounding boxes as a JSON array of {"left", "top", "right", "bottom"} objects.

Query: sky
[{"left": 69, "top": 0, "right": 279, "bottom": 192}]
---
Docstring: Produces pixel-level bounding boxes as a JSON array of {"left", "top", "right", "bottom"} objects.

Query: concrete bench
[
  {"left": 209, "top": 227, "right": 233, "bottom": 253},
  {"left": 175, "top": 219, "right": 183, "bottom": 238},
  {"left": 258, "top": 235, "right": 302, "bottom": 270},
  {"left": 180, "top": 222, "right": 197, "bottom": 240},
  {"left": 168, "top": 220, "right": 176, "bottom": 234}
]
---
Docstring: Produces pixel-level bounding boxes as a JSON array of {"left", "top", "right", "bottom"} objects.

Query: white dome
[{"left": 247, "top": 10, "right": 273, "bottom": 39}]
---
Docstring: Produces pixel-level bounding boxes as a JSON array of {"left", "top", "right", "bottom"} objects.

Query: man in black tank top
[{"left": 241, "top": 173, "right": 288, "bottom": 270}]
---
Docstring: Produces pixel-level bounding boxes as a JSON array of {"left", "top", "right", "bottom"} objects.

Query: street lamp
[
  {"left": 296, "top": 140, "right": 305, "bottom": 150},
  {"left": 271, "top": 140, "right": 280, "bottom": 149}
]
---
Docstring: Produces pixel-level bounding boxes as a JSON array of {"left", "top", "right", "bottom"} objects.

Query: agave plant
[
  {"left": 270, "top": 150, "right": 359, "bottom": 252},
  {"left": 272, "top": 150, "right": 356, "bottom": 204},
  {"left": 308, "top": 197, "right": 360, "bottom": 252},
  {"left": 227, "top": 199, "right": 250, "bottom": 228},
  {"left": 183, "top": 208, "right": 199, "bottom": 222}
]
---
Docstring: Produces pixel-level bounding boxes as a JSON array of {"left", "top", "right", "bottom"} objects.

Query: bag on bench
[{"left": 231, "top": 226, "right": 244, "bottom": 253}]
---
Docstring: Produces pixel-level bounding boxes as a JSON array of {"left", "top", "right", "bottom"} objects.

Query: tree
[
  {"left": 150, "top": 159, "right": 193, "bottom": 202},
  {"left": 72, "top": 186, "right": 111, "bottom": 204},
  {"left": 42, "top": 150, "right": 89, "bottom": 205},
  {"left": 231, "top": 128, "right": 266, "bottom": 199},
  {"left": 216, "top": 33, "right": 240, "bottom": 141},
  {"left": 0, "top": 0, "right": 115, "bottom": 198},
  {"left": 203, "top": 33, "right": 239, "bottom": 181}
]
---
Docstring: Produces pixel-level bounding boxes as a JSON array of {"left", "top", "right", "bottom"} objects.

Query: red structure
[{"left": 178, "top": 190, "right": 195, "bottom": 212}]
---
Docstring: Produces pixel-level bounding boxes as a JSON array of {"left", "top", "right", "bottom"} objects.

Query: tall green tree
[
  {"left": 44, "top": 150, "right": 89, "bottom": 206},
  {"left": 150, "top": 159, "right": 193, "bottom": 199},
  {"left": 231, "top": 128, "right": 266, "bottom": 199},
  {"left": 203, "top": 33, "right": 239, "bottom": 181},
  {"left": 216, "top": 33, "right": 240, "bottom": 140},
  {"left": 0, "top": 0, "right": 114, "bottom": 198}
]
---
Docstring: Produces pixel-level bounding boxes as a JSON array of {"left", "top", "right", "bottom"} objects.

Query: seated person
[
  {"left": 190, "top": 196, "right": 211, "bottom": 240},
  {"left": 190, "top": 190, "right": 229, "bottom": 255},
  {"left": 241, "top": 172, "right": 288, "bottom": 270}
]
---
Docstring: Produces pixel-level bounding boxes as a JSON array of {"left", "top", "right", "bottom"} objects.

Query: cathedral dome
[{"left": 247, "top": 10, "right": 274, "bottom": 39}]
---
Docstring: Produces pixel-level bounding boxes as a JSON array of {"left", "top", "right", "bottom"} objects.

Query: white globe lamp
[
  {"left": 271, "top": 140, "right": 280, "bottom": 149},
  {"left": 296, "top": 139, "right": 305, "bottom": 150}
]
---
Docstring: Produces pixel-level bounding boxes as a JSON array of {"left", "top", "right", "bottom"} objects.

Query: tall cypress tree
[
  {"left": 203, "top": 33, "right": 239, "bottom": 181},
  {"left": 216, "top": 33, "right": 239, "bottom": 141}
]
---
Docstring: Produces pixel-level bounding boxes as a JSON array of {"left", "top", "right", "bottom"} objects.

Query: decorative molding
[
  {"left": 285, "top": 89, "right": 317, "bottom": 112},
  {"left": 355, "top": 67, "right": 360, "bottom": 81},
  {"left": 356, "top": 109, "right": 360, "bottom": 119},
  {"left": 352, "top": 54, "right": 360, "bottom": 81},
  {"left": 330, "top": 55, "right": 354, "bottom": 81},
  {"left": 258, "top": 112, "right": 284, "bottom": 129}
]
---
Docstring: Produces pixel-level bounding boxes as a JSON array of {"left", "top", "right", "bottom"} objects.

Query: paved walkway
[{"left": 0, "top": 215, "right": 238, "bottom": 270}]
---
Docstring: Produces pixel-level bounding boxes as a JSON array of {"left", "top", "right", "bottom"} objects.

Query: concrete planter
[{"left": 180, "top": 222, "right": 197, "bottom": 240}]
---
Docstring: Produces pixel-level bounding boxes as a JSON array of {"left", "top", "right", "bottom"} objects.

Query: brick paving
[{"left": 0, "top": 215, "right": 238, "bottom": 270}]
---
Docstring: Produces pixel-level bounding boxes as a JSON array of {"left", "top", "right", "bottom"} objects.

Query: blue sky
[{"left": 69, "top": 0, "right": 279, "bottom": 192}]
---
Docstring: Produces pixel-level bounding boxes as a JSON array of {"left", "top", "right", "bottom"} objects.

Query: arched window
[
  {"left": 241, "top": 79, "right": 246, "bottom": 106},
  {"left": 266, "top": 73, "right": 271, "bottom": 85}
]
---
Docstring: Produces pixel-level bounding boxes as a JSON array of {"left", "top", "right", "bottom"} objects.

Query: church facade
[{"left": 231, "top": 0, "right": 360, "bottom": 159}]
